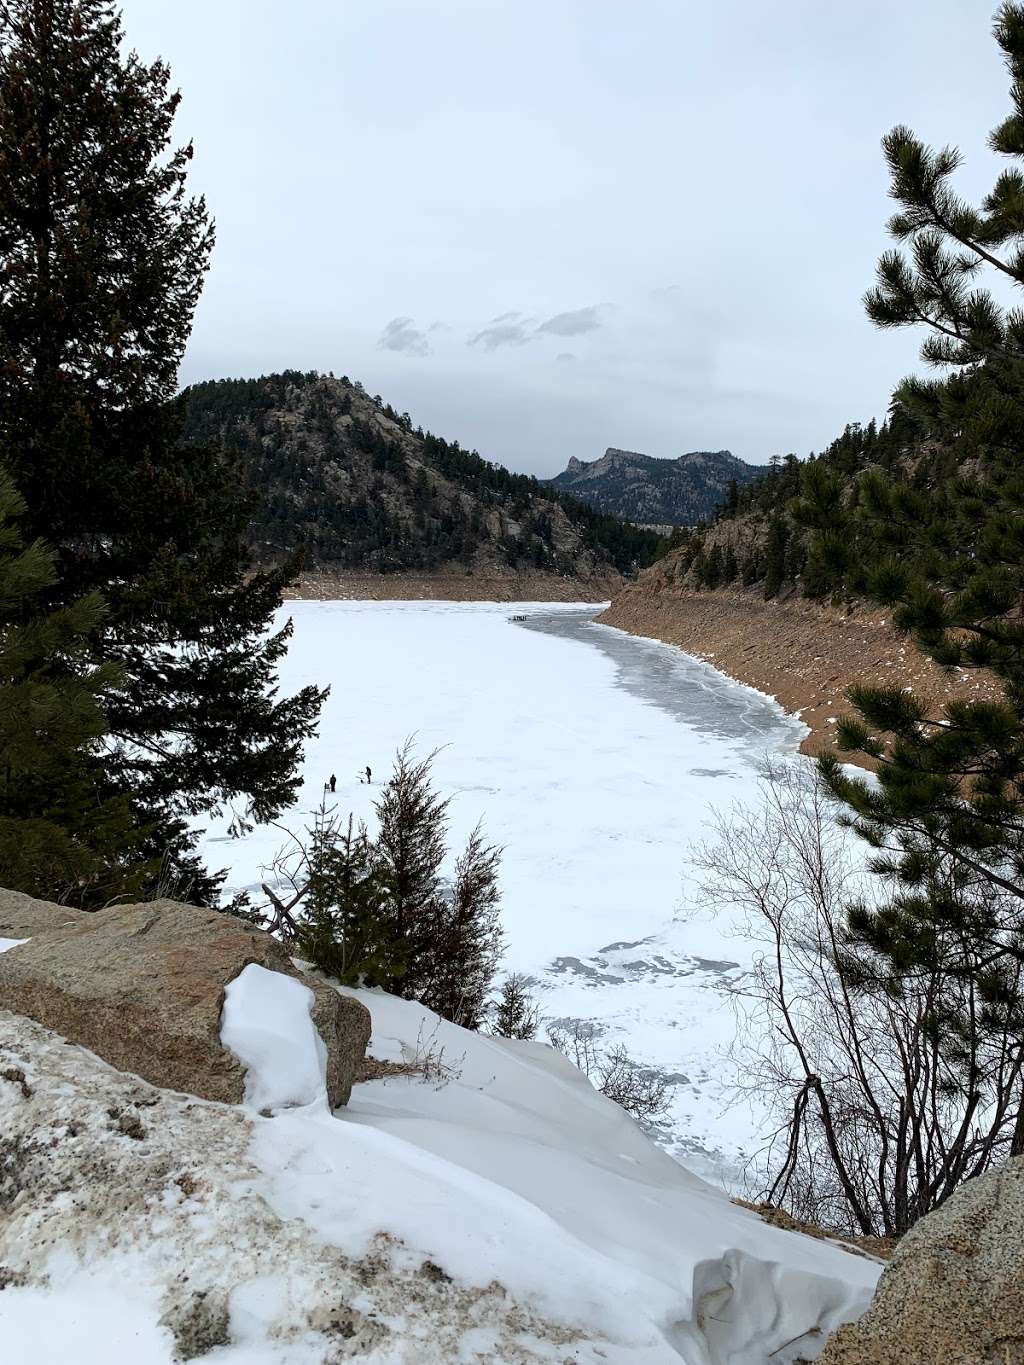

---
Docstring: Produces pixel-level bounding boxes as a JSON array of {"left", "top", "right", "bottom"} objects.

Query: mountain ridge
[
  {"left": 548, "top": 446, "right": 766, "bottom": 526},
  {"left": 181, "top": 372, "right": 665, "bottom": 585}
]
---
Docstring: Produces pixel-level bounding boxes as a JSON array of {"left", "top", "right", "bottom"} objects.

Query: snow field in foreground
[
  {"left": 200, "top": 601, "right": 807, "bottom": 1181},
  {"left": 0, "top": 947, "right": 878, "bottom": 1361},
  {"left": 228, "top": 971, "right": 881, "bottom": 1361}
]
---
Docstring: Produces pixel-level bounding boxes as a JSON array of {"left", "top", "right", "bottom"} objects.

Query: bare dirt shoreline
[
  {"left": 598, "top": 581, "right": 997, "bottom": 759},
  {"left": 281, "top": 569, "right": 619, "bottom": 604}
]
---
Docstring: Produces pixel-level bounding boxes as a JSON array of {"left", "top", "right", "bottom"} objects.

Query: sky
[{"left": 120, "top": 1, "right": 1009, "bottom": 478}]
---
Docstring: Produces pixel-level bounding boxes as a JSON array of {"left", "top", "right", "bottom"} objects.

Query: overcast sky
[{"left": 121, "top": 1, "right": 1007, "bottom": 477}]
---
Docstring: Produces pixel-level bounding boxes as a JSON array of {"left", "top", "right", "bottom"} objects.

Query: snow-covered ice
[
  {"left": 0, "top": 978, "right": 879, "bottom": 1363},
  {"left": 200, "top": 601, "right": 807, "bottom": 1183}
]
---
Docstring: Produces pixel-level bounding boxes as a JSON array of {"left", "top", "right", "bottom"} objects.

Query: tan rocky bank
[
  {"left": 819, "top": 1157, "right": 1024, "bottom": 1364},
  {"left": 282, "top": 568, "right": 618, "bottom": 603},
  {"left": 600, "top": 580, "right": 998, "bottom": 760},
  {"left": 0, "top": 893, "right": 370, "bottom": 1107}
]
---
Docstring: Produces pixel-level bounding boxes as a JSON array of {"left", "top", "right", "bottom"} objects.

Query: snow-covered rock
[
  {"left": 0, "top": 898, "right": 370, "bottom": 1108},
  {"left": 0, "top": 979, "right": 879, "bottom": 1363}
]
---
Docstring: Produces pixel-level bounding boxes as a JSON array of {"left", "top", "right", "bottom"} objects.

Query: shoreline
[
  {"left": 281, "top": 570, "right": 622, "bottom": 604},
  {"left": 597, "top": 582, "right": 997, "bottom": 760}
]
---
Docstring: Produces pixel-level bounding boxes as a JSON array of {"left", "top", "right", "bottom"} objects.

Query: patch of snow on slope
[
  {"left": 0, "top": 983, "right": 879, "bottom": 1363},
  {"left": 221, "top": 963, "right": 327, "bottom": 1112},
  {"left": 0, "top": 937, "right": 25, "bottom": 953}
]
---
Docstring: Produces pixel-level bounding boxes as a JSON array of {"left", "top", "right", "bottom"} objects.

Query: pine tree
[
  {"left": 422, "top": 822, "right": 503, "bottom": 1029},
  {"left": 295, "top": 743, "right": 504, "bottom": 1025},
  {"left": 0, "top": 0, "right": 324, "bottom": 902},
  {"left": 490, "top": 973, "right": 540, "bottom": 1041},
  {"left": 374, "top": 740, "right": 450, "bottom": 997},
  {"left": 802, "top": 2, "right": 1024, "bottom": 1150},
  {"left": 0, "top": 467, "right": 146, "bottom": 902},
  {"left": 704, "top": 543, "right": 724, "bottom": 590},
  {"left": 298, "top": 810, "right": 400, "bottom": 987},
  {"left": 762, "top": 516, "right": 789, "bottom": 597},
  {"left": 722, "top": 546, "right": 739, "bottom": 584},
  {"left": 690, "top": 546, "right": 708, "bottom": 587}
]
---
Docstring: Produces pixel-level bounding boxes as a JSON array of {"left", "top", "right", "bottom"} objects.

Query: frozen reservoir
[{"left": 200, "top": 600, "right": 806, "bottom": 1185}]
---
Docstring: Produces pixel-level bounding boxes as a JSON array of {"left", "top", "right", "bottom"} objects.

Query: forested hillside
[
  {"left": 650, "top": 410, "right": 925, "bottom": 598},
  {"left": 548, "top": 446, "right": 764, "bottom": 526},
  {"left": 182, "top": 373, "right": 664, "bottom": 580}
]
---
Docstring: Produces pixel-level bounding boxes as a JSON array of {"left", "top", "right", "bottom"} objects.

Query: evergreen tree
[
  {"left": 293, "top": 743, "right": 504, "bottom": 1025},
  {"left": 490, "top": 973, "right": 541, "bottom": 1041},
  {"left": 722, "top": 545, "right": 739, "bottom": 584},
  {"left": 374, "top": 740, "right": 450, "bottom": 996},
  {"left": 0, "top": 467, "right": 145, "bottom": 902},
  {"left": 421, "top": 822, "right": 503, "bottom": 1029},
  {"left": 762, "top": 516, "right": 789, "bottom": 597},
  {"left": 802, "top": 2, "right": 1024, "bottom": 1149},
  {"left": 690, "top": 546, "right": 708, "bottom": 587},
  {"left": 297, "top": 809, "right": 400, "bottom": 987},
  {"left": 0, "top": 0, "right": 324, "bottom": 901},
  {"left": 704, "top": 543, "right": 724, "bottom": 589}
]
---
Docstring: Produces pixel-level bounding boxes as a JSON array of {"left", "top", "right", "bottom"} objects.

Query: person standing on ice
[
  {"left": 365, "top": 765, "right": 372, "bottom": 785},
  {"left": 328, "top": 773, "right": 337, "bottom": 793}
]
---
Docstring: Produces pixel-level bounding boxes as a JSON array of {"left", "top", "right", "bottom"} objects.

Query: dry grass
[
  {"left": 732, "top": 1199, "right": 897, "bottom": 1262},
  {"left": 354, "top": 1057, "right": 423, "bottom": 1084}
]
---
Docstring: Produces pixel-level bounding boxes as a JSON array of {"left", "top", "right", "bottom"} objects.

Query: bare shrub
[
  {"left": 548, "top": 1020, "right": 670, "bottom": 1125},
  {"left": 692, "top": 755, "right": 1024, "bottom": 1238},
  {"left": 408, "top": 1020, "right": 465, "bottom": 1089}
]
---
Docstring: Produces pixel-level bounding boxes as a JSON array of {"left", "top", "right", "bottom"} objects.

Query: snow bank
[
  {"left": 275, "top": 985, "right": 880, "bottom": 1363},
  {"left": 0, "top": 978, "right": 878, "bottom": 1363},
  {"left": 221, "top": 963, "right": 327, "bottom": 1112},
  {"left": 0, "top": 936, "right": 25, "bottom": 953}
]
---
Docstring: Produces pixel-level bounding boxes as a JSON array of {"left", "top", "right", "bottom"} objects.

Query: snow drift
[{"left": 0, "top": 946, "right": 878, "bottom": 1364}]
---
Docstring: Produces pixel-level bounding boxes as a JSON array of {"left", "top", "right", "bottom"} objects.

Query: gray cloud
[
  {"left": 469, "top": 320, "right": 534, "bottom": 351},
  {"left": 470, "top": 305, "right": 604, "bottom": 352},
  {"left": 536, "top": 305, "right": 604, "bottom": 338},
  {"left": 151, "top": 0, "right": 997, "bottom": 477},
  {"left": 556, "top": 351, "right": 576, "bottom": 363},
  {"left": 378, "top": 317, "right": 431, "bottom": 357}
]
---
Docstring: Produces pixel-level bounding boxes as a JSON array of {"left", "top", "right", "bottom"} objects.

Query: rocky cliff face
[{"left": 548, "top": 447, "right": 764, "bottom": 526}]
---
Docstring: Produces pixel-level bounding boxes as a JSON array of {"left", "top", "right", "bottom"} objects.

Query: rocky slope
[
  {"left": 548, "top": 447, "right": 764, "bottom": 526},
  {"left": 182, "top": 373, "right": 663, "bottom": 593}
]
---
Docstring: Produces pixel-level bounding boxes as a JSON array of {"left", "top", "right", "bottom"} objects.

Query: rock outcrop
[
  {"left": 549, "top": 446, "right": 764, "bottom": 526},
  {"left": 0, "top": 896, "right": 370, "bottom": 1107},
  {"left": 0, "top": 887, "right": 87, "bottom": 938},
  {"left": 820, "top": 1158, "right": 1024, "bottom": 1364}
]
